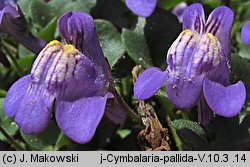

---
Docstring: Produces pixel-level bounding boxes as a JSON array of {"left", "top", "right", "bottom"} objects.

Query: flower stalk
[
  {"left": 0, "top": 126, "right": 25, "bottom": 151},
  {"left": 2, "top": 44, "right": 24, "bottom": 76}
]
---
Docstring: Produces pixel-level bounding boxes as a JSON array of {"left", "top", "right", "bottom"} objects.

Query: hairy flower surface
[
  {"left": 134, "top": 3, "right": 246, "bottom": 124},
  {"left": 4, "top": 12, "right": 126, "bottom": 144}
]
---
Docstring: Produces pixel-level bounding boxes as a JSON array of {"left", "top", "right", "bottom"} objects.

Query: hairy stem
[
  {"left": 114, "top": 90, "right": 142, "bottom": 125},
  {"left": 166, "top": 116, "right": 184, "bottom": 151}
]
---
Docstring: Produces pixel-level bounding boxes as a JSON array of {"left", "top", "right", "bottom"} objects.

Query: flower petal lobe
[
  {"left": 206, "top": 6, "right": 234, "bottom": 58},
  {"left": 166, "top": 74, "right": 204, "bottom": 109},
  {"left": 134, "top": 67, "right": 167, "bottom": 100},
  {"left": 241, "top": 21, "right": 250, "bottom": 45},
  {"left": 203, "top": 79, "right": 246, "bottom": 117},
  {"left": 4, "top": 75, "right": 31, "bottom": 117},
  {"left": 14, "top": 86, "right": 54, "bottom": 134},
  {"left": 56, "top": 95, "right": 109, "bottom": 144},
  {"left": 125, "top": 0, "right": 157, "bottom": 17},
  {"left": 182, "top": 3, "right": 205, "bottom": 33}
]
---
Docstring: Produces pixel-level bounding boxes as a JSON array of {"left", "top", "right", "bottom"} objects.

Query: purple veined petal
[
  {"left": 172, "top": 2, "right": 188, "bottom": 22},
  {"left": 167, "top": 30, "right": 223, "bottom": 77},
  {"left": 134, "top": 67, "right": 168, "bottom": 100},
  {"left": 166, "top": 74, "right": 204, "bottom": 109},
  {"left": 182, "top": 3, "right": 205, "bottom": 34},
  {"left": 4, "top": 75, "right": 31, "bottom": 117},
  {"left": 62, "top": 54, "right": 107, "bottom": 99},
  {"left": 203, "top": 79, "right": 246, "bottom": 117},
  {"left": 241, "top": 21, "right": 250, "bottom": 45},
  {"left": 125, "top": 0, "right": 157, "bottom": 17},
  {"left": 55, "top": 94, "right": 110, "bottom": 144},
  {"left": 31, "top": 40, "right": 62, "bottom": 86},
  {"left": 58, "top": 12, "right": 110, "bottom": 81},
  {"left": 205, "top": 6, "right": 234, "bottom": 58},
  {"left": 14, "top": 84, "right": 54, "bottom": 134},
  {"left": 40, "top": 43, "right": 106, "bottom": 100}
]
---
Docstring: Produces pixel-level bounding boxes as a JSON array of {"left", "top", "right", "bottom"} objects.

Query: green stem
[
  {"left": 2, "top": 41, "right": 18, "bottom": 53},
  {"left": 2, "top": 44, "right": 24, "bottom": 76},
  {"left": 114, "top": 90, "right": 142, "bottom": 125},
  {"left": 0, "top": 126, "right": 25, "bottom": 151},
  {"left": 53, "top": 132, "right": 65, "bottom": 151},
  {"left": 156, "top": 89, "right": 167, "bottom": 98},
  {"left": 166, "top": 116, "right": 184, "bottom": 151}
]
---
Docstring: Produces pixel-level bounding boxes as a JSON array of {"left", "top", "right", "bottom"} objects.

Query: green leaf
[
  {"left": 145, "top": 10, "right": 181, "bottom": 68},
  {"left": 37, "top": 17, "right": 58, "bottom": 42},
  {"left": 21, "top": 121, "right": 61, "bottom": 150},
  {"left": 95, "top": 19, "right": 125, "bottom": 67},
  {"left": 30, "top": 0, "right": 96, "bottom": 28},
  {"left": 237, "top": 1, "right": 250, "bottom": 22},
  {"left": 18, "top": 55, "right": 35, "bottom": 72},
  {"left": 117, "top": 129, "right": 131, "bottom": 139},
  {"left": 0, "top": 65, "right": 19, "bottom": 90},
  {"left": 176, "top": 128, "right": 210, "bottom": 150},
  {"left": 207, "top": 116, "right": 250, "bottom": 150},
  {"left": 18, "top": 0, "right": 32, "bottom": 17},
  {"left": 0, "top": 98, "right": 19, "bottom": 141},
  {"left": 173, "top": 119, "right": 206, "bottom": 138},
  {"left": 91, "top": 0, "right": 135, "bottom": 28},
  {"left": 173, "top": 119, "right": 211, "bottom": 150},
  {"left": 30, "top": 0, "right": 53, "bottom": 27},
  {"left": 49, "top": 0, "right": 96, "bottom": 15},
  {"left": 159, "top": 0, "right": 184, "bottom": 10},
  {"left": 122, "top": 18, "right": 153, "bottom": 68},
  {"left": 200, "top": 0, "right": 221, "bottom": 8},
  {"left": 18, "top": 45, "right": 33, "bottom": 58}
]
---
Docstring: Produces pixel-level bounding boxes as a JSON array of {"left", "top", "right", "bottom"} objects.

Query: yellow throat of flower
[
  {"left": 63, "top": 44, "right": 79, "bottom": 55},
  {"left": 46, "top": 40, "right": 79, "bottom": 55},
  {"left": 47, "top": 40, "right": 62, "bottom": 46}
]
